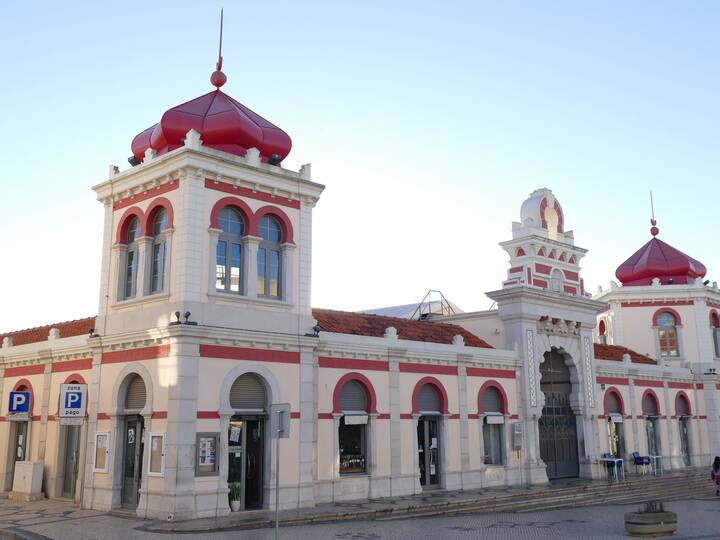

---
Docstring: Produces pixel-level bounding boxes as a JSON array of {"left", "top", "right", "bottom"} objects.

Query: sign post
[
  {"left": 270, "top": 403, "right": 290, "bottom": 540},
  {"left": 59, "top": 384, "right": 87, "bottom": 425}
]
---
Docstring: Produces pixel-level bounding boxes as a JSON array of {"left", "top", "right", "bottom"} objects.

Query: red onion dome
[
  {"left": 615, "top": 221, "right": 706, "bottom": 286},
  {"left": 131, "top": 78, "right": 291, "bottom": 164}
]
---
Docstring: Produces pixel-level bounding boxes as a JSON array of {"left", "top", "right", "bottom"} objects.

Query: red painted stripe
[
  {"left": 377, "top": 413, "right": 391, "bottom": 420},
  {"left": 399, "top": 363, "right": 457, "bottom": 375},
  {"left": 114, "top": 180, "right": 179, "bottom": 210},
  {"left": 152, "top": 411, "right": 167, "bottom": 419},
  {"left": 533, "top": 279, "right": 548, "bottom": 288},
  {"left": 466, "top": 367, "right": 516, "bottom": 379},
  {"left": 535, "top": 263, "right": 552, "bottom": 275},
  {"left": 709, "top": 302, "right": 720, "bottom": 310},
  {"left": 5, "top": 365, "right": 44, "bottom": 377},
  {"left": 598, "top": 414, "right": 607, "bottom": 420},
  {"left": 0, "top": 416, "right": 5, "bottom": 422},
  {"left": 668, "top": 382, "right": 693, "bottom": 389},
  {"left": 509, "top": 266, "right": 523, "bottom": 274},
  {"left": 200, "top": 344, "right": 300, "bottom": 364},
  {"left": 698, "top": 415, "right": 708, "bottom": 419},
  {"left": 400, "top": 413, "right": 414, "bottom": 419},
  {"left": 635, "top": 380, "right": 663, "bottom": 388},
  {"left": 621, "top": 300, "right": 694, "bottom": 307},
  {"left": 695, "top": 384, "right": 704, "bottom": 389},
  {"left": 318, "top": 357, "right": 389, "bottom": 371},
  {"left": 102, "top": 345, "right": 171, "bottom": 364},
  {"left": 509, "top": 414, "right": 519, "bottom": 420},
  {"left": 205, "top": 179, "right": 301, "bottom": 209},
  {"left": 318, "top": 413, "right": 334, "bottom": 419},
  {"left": 563, "top": 285, "right": 577, "bottom": 294},
  {"left": 31, "top": 415, "right": 41, "bottom": 421},
  {"left": 597, "top": 376, "right": 629, "bottom": 385},
  {"left": 97, "top": 413, "right": 110, "bottom": 420},
  {"left": 526, "top": 267, "right": 532, "bottom": 283},
  {"left": 290, "top": 412, "right": 300, "bottom": 419},
  {"left": 52, "top": 358, "right": 92, "bottom": 373},
  {"left": 197, "top": 411, "right": 220, "bottom": 419},
  {"left": 563, "top": 270, "right": 580, "bottom": 281},
  {"left": 449, "top": 413, "right": 460, "bottom": 419},
  {"left": 467, "top": 413, "right": 479, "bottom": 420},
  {"left": 47, "top": 415, "right": 56, "bottom": 421}
]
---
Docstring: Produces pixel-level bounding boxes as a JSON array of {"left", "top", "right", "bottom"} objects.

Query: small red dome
[
  {"left": 131, "top": 86, "right": 292, "bottom": 164},
  {"left": 615, "top": 227, "right": 706, "bottom": 286}
]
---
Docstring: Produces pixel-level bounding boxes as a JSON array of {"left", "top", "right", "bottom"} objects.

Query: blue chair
[{"left": 632, "top": 451, "right": 650, "bottom": 475}]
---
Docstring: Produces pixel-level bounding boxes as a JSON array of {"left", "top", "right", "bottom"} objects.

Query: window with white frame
[
  {"left": 216, "top": 207, "right": 245, "bottom": 293},
  {"left": 550, "top": 269, "right": 564, "bottom": 293},
  {"left": 481, "top": 386, "right": 504, "bottom": 465},
  {"left": 257, "top": 216, "right": 281, "bottom": 298},
  {"left": 657, "top": 312, "right": 679, "bottom": 357},
  {"left": 338, "top": 380, "right": 368, "bottom": 474},
  {"left": 123, "top": 217, "right": 140, "bottom": 299},
  {"left": 150, "top": 208, "right": 168, "bottom": 293},
  {"left": 148, "top": 432, "right": 165, "bottom": 476}
]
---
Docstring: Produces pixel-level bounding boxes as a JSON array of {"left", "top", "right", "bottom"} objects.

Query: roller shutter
[
  {"left": 417, "top": 384, "right": 441, "bottom": 413},
  {"left": 339, "top": 380, "right": 368, "bottom": 412},
  {"left": 642, "top": 394, "right": 658, "bottom": 416},
  {"left": 125, "top": 375, "right": 147, "bottom": 410},
  {"left": 482, "top": 387, "right": 502, "bottom": 414},
  {"left": 606, "top": 392, "right": 622, "bottom": 414},
  {"left": 230, "top": 373, "right": 266, "bottom": 410}
]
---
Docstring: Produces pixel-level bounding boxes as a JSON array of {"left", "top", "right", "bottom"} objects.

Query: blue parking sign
[
  {"left": 8, "top": 391, "right": 30, "bottom": 414},
  {"left": 60, "top": 384, "right": 87, "bottom": 424}
]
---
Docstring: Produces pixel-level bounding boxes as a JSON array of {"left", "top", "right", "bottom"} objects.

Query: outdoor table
[{"left": 599, "top": 456, "right": 625, "bottom": 482}]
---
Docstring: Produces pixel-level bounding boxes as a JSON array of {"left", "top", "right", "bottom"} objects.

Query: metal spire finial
[
  {"left": 650, "top": 190, "right": 659, "bottom": 236},
  {"left": 210, "top": 8, "right": 227, "bottom": 89}
]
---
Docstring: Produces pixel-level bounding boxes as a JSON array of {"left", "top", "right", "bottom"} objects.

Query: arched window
[
  {"left": 123, "top": 217, "right": 141, "bottom": 299},
  {"left": 598, "top": 320, "right": 607, "bottom": 345},
  {"left": 657, "top": 312, "right": 679, "bottom": 357},
  {"left": 605, "top": 390, "right": 625, "bottom": 458},
  {"left": 642, "top": 391, "right": 661, "bottom": 457},
  {"left": 338, "top": 380, "right": 369, "bottom": 474},
  {"left": 550, "top": 269, "right": 563, "bottom": 292},
  {"left": 216, "top": 207, "right": 245, "bottom": 293},
  {"left": 712, "top": 312, "right": 720, "bottom": 357},
  {"left": 257, "top": 216, "right": 281, "bottom": 298},
  {"left": 149, "top": 208, "right": 168, "bottom": 293},
  {"left": 481, "top": 386, "right": 504, "bottom": 465}
]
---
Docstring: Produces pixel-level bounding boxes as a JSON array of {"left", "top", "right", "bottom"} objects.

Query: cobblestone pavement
[{"left": 1, "top": 497, "right": 720, "bottom": 539}]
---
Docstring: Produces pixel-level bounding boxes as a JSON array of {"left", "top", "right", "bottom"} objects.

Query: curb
[{"left": 0, "top": 529, "right": 53, "bottom": 540}]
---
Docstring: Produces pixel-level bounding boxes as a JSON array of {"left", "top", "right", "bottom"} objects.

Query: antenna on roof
[
  {"left": 649, "top": 190, "right": 659, "bottom": 237},
  {"left": 210, "top": 9, "right": 227, "bottom": 89}
]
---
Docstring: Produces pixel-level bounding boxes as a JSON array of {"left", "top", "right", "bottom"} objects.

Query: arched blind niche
[
  {"left": 677, "top": 395, "right": 690, "bottom": 417},
  {"left": 339, "top": 380, "right": 368, "bottom": 413},
  {"left": 607, "top": 392, "right": 622, "bottom": 415},
  {"left": 482, "top": 387, "right": 503, "bottom": 414},
  {"left": 125, "top": 375, "right": 147, "bottom": 410},
  {"left": 417, "top": 384, "right": 441, "bottom": 414},
  {"left": 230, "top": 373, "right": 267, "bottom": 411}
]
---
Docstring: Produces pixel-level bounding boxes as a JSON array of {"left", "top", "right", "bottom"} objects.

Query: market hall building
[{"left": 0, "top": 61, "right": 718, "bottom": 521}]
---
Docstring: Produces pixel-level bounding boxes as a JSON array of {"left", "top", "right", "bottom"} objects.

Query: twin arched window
[
  {"left": 215, "top": 208, "right": 283, "bottom": 299},
  {"left": 657, "top": 312, "right": 679, "bottom": 357}
]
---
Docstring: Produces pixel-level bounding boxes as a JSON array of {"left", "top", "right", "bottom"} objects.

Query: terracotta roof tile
[
  {"left": 312, "top": 308, "right": 493, "bottom": 348},
  {"left": 593, "top": 343, "right": 656, "bottom": 365},
  {"left": 0, "top": 317, "right": 96, "bottom": 347}
]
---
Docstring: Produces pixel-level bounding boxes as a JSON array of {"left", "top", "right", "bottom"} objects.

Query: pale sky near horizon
[{"left": 0, "top": 1, "right": 718, "bottom": 332}]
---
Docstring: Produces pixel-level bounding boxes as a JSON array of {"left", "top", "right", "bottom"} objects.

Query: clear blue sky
[{"left": 1, "top": 1, "right": 718, "bottom": 332}]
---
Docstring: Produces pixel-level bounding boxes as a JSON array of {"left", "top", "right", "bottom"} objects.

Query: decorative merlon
[
  {"left": 300, "top": 163, "right": 312, "bottom": 180},
  {"left": 108, "top": 164, "right": 119, "bottom": 177},
  {"left": 184, "top": 129, "right": 203, "bottom": 150},
  {"left": 48, "top": 328, "right": 60, "bottom": 341},
  {"left": 245, "top": 147, "right": 261, "bottom": 167},
  {"left": 143, "top": 147, "right": 157, "bottom": 162},
  {"left": 452, "top": 334, "right": 465, "bottom": 346},
  {"left": 384, "top": 327, "right": 398, "bottom": 339},
  {"left": 2, "top": 336, "right": 12, "bottom": 348}
]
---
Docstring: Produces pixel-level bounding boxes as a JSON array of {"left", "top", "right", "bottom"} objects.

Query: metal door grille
[
  {"left": 417, "top": 384, "right": 441, "bottom": 413},
  {"left": 340, "top": 380, "right": 367, "bottom": 412},
  {"left": 539, "top": 352, "right": 579, "bottom": 479},
  {"left": 125, "top": 375, "right": 146, "bottom": 410}
]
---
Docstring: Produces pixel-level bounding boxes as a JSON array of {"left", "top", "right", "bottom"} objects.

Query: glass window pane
[
  {"left": 257, "top": 248, "right": 266, "bottom": 295},
  {"left": 125, "top": 250, "right": 135, "bottom": 298},
  {"left": 259, "top": 216, "right": 281, "bottom": 242},
  {"left": 483, "top": 422, "right": 503, "bottom": 465},
  {"left": 657, "top": 312, "right": 676, "bottom": 326},
  {"left": 269, "top": 250, "right": 279, "bottom": 297},
  {"left": 230, "top": 243, "right": 241, "bottom": 292},
  {"left": 151, "top": 243, "right": 161, "bottom": 292},
  {"left": 152, "top": 208, "right": 168, "bottom": 235},
  {"left": 127, "top": 217, "right": 140, "bottom": 243},
  {"left": 658, "top": 329, "right": 668, "bottom": 355},
  {"left": 219, "top": 207, "right": 244, "bottom": 236},
  {"left": 339, "top": 418, "right": 366, "bottom": 474},
  {"left": 216, "top": 241, "right": 227, "bottom": 290},
  {"left": 668, "top": 330, "right": 678, "bottom": 356}
]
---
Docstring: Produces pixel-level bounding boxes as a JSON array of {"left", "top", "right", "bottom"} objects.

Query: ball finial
[
  {"left": 650, "top": 218, "right": 659, "bottom": 237},
  {"left": 211, "top": 70, "right": 227, "bottom": 88}
]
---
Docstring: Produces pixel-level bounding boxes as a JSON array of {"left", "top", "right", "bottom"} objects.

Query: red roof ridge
[
  {"left": 311, "top": 308, "right": 493, "bottom": 349},
  {"left": 593, "top": 342, "right": 656, "bottom": 365}
]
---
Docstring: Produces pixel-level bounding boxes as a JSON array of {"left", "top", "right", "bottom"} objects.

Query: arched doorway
[
  {"left": 227, "top": 373, "right": 267, "bottom": 510},
  {"left": 605, "top": 390, "right": 625, "bottom": 459},
  {"left": 539, "top": 350, "right": 579, "bottom": 479},
  {"left": 676, "top": 394, "right": 691, "bottom": 467},
  {"left": 415, "top": 382, "right": 443, "bottom": 489},
  {"left": 120, "top": 374, "right": 146, "bottom": 509}
]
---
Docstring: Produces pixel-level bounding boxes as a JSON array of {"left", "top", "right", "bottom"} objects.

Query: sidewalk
[{"left": 142, "top": 468, "right": 707, "bottom": 534}]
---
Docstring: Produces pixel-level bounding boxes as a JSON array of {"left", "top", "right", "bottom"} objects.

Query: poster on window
[
  {"left": 229, "top": 426, "right": 241, "bottom": 443},
  {"left": 199, "top": 437, "right": 216, "bottom": 466},
  {"left": 196, "top": 433, "right": 219, "bottom": 476}
]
